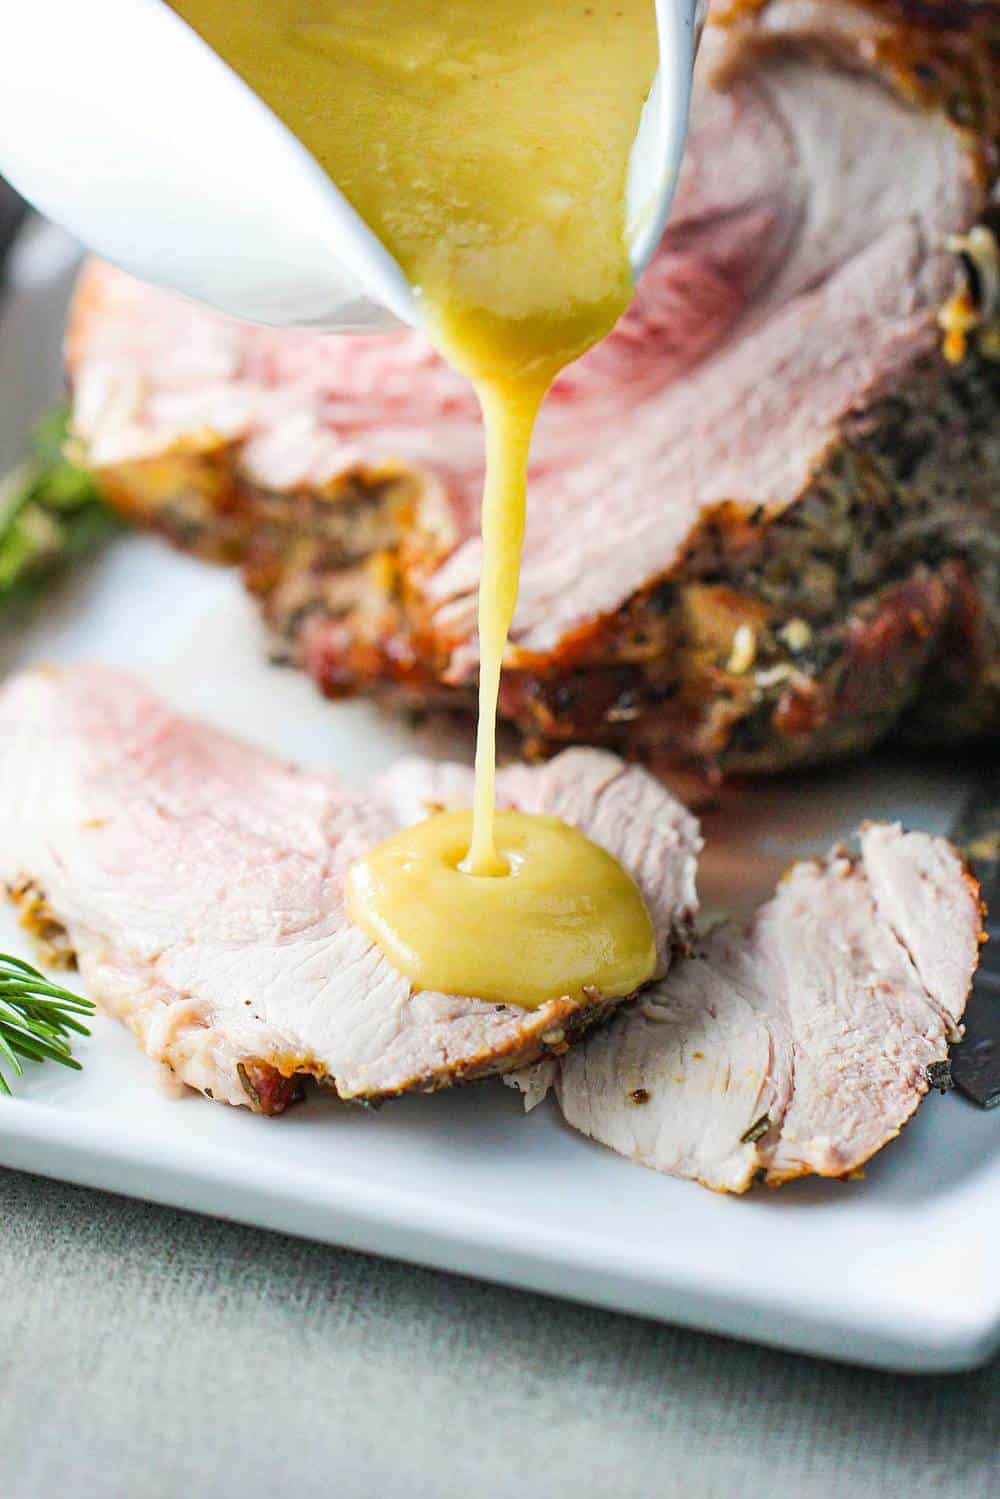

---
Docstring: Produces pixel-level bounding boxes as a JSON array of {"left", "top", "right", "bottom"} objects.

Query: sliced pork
[
  {"left": 65, "top": 0, "right": 1000, "bottom": 772},
  {"left": 522, "top": 825, "right": 983, "bottom": 1191},
  {"left": 0, "top": 667, "right": 700, "bottom": 1113}
]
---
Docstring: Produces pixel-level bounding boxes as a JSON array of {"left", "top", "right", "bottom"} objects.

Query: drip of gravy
[{"left": 172, "top": 0, "right": 659, "bottom": 1008}]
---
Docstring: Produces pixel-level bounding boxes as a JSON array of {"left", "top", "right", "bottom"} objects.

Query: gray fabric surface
[{"left": 0, "top": 1169, "right": 997, "bottom": 1499}]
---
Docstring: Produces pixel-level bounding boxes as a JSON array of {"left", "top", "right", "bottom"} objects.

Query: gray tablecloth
[{"left": 0, "top": 1168, "right": 995, "bottom": 1499}]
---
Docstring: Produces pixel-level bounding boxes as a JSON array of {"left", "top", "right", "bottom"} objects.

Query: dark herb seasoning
[
  {"left": 740, "top": 1113, "right": 771, "bottom": 1145},
  {"left": 926, "top": 1059, "right": 954, "bottom": 1093}
]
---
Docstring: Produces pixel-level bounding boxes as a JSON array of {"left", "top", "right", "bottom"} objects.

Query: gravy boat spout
[{"left": 0, "top": 0, "right": 706, "bottom": 333}]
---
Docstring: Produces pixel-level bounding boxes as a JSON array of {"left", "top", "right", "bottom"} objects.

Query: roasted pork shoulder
[
  {"left": 0, "top": 667, "right": 699, "bottom": 1112},
  {"left": 512, "top": 823, "right": 984, "bottom": 1191},
  {"left": 65, "top": 0, "right": 1000, "bottom": 772}
]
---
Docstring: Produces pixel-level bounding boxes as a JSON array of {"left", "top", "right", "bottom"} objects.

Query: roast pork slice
[
  {"left": 64, "top": 0, "right": 1000, "bottom": 772},
  {"left": 0, "top": 667, "right": 700, "bottom": 1113},
  {"left": 527, "top": 826, "right": 983, "bottom": 1192}
]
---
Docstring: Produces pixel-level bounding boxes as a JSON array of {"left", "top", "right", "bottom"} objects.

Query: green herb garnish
[
  {"left": 740, "top": 1113, "right": 771, "bottom": 1146},
  {"left": 0, "top": 952, "right": 95, "bottom": 1095},
  {"left": 0, "top": 405, "right": 117, "bottom": 614}
]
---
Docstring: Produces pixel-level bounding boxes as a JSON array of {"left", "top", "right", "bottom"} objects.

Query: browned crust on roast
[
  {"left": 233, "top": 1059, "right": 337, "bottom": 1114},
  {"left": 291, "top": 346, "right": 1000, "bottom": 772},
  {"left": 501, "top": 565, "right": 969, "bottom": 770},
  {"left": 74, "top": 338, "right": 1000, "bottom": 777},
  {"left": 95, "top": 445, "right": 421, "bottom": 574},
  {"left": 236, "top": 1060, "right": 304, "bottom": 1115},
  {"left": 77, "top": 346, "right": 1000, "bottom": 774}
]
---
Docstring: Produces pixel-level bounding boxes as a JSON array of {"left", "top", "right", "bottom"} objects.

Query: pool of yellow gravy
[{"left": 172, "top": 0, "right": 659, "bottom": 1008}]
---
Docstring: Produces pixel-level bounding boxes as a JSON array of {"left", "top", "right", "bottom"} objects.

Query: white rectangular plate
[{"left": 1, "top": 226, "right": 998, "bottom": 1373}]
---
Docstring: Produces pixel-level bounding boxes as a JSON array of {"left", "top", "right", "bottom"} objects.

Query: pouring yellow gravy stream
[{"left": 172, "top": 0, "right": 659, "bottom": 1008}]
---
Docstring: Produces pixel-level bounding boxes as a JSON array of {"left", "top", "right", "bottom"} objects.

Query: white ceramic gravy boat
[{"left": 0, "top": 0, "right": 706, "bottom": 332}]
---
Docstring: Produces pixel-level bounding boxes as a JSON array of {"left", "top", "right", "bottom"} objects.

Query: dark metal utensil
[
  {"left": 949, "top": 768, "right": 1000, "bottom": 1109},
  {"left": 0, "top": 177, "right": 27, "bottom": 282}
]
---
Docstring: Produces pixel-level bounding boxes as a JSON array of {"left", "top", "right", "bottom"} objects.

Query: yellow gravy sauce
[{"left": 171, "top": 0, "right": 659, "bottom": 1008}]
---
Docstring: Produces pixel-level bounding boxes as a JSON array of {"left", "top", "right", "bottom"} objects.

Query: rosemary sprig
[{"left": 0, "top": 953, "right": 95, "bottom": 1095}]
